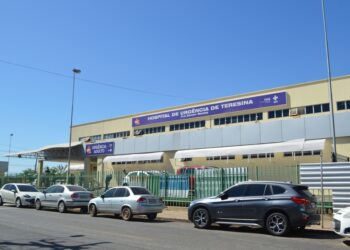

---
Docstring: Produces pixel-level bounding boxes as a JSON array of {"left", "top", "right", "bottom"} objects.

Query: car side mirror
[
  {"left": 219, "top": 192, "right": 228, "bottom": 200},
  {"left": 11, "top": 189, "right": 17, "bottom": 193},
  {"left": 101, "top": 194, "right": 105, "bottom": 199}
]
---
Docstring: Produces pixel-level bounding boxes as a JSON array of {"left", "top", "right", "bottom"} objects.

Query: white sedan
[
  {"left": 333, "top": 207, "right": 350, "bottom": 237},
  {"left": 0, "top": 183, "right": 40, "bottom": 207}
]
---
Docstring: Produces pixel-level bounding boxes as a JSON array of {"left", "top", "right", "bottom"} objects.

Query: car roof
[
  {"left": 5, "top": 183, "right": 33, "bottom": 186},
  {"left": 238, "top": 180, "right": 297, "bottom": 186}
]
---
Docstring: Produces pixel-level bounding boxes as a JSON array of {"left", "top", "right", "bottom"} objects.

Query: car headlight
[{"left": 23, "top": 195, "right": 31, "bottom": 198}]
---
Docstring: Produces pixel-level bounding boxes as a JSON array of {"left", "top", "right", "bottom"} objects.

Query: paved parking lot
[{"left": 0, "top": 206, "right": 348, "bottom": 250}]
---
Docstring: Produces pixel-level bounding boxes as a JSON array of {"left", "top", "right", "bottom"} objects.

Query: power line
[{"left": 0, "top": 59, "right": 203, "bottom": 101}]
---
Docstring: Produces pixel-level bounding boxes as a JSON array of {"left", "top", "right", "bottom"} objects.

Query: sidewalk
[{"left": 158, "top": 206, "right": 334, "bottom": 232}]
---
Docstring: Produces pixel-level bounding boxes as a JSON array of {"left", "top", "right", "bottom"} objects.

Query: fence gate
[{"left": 300, "top": 162, "right": 350, "bottom": 211}]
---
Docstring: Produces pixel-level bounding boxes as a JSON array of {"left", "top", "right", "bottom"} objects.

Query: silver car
[
  {"left": 0, "top": 183, "right": 40, "bottom": 208},
  {"left": 88, "top": 186, "right": 165, "bottom": 221},
  {"left": 35, "top": 184, "right": 93, "bottom": 213}
]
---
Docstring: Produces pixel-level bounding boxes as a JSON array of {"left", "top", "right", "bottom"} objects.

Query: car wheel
[
  {"left": 58, "top": 201, "right": 67, "bottom": 213},
  {"left": 89, "top": 204, "right": 97, "bottom": 217},
  {"left": 80, "top": 207, "right": 88, "bottom": 214},
  {"left": 0, "top": 196, "right": 3, "bottom": 206},
  {"left": 147, "top": 213, "right": 157, "bottom": 221},
  {"left": 192, "top": 208, "right": 211, "bottom": 229},
  {"left": 15, "top": 198, "right": 22, "bottom": 208},
  {"left": 265, "top": 212, "right": 289, "bottom": 236},
  {"left": 35, "top": 200, "right": 42, "bottom": 210},
  {"left": 121, "top": 207, "right": 133, "bottom": 221}
]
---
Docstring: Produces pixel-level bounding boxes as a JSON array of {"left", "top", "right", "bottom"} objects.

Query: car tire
[
  {"left": 121, "top": 207, "right": 133, "bottom": 221},
  {"left": 35, "top": 200, "right": 42, "bottom": 210},
  {"left": 0, "top": 196, "right": 3, "bottom": 206},
  {"left": 192, "top": 208, "right": 211, "bottom": 229},
  {"left": 89, "top": 204, "right": 97, "bottom": 217},
  {"left": 147, "top": 213, "right": 157, "bottom": 221},
  {"left": 15, "top": 198, "right": 22, "bottom": 208},
  {"left": 265, "top": 212, "right": 290, "bottom": 236},
  {"left": 58, "top": 201, "right": 67, "bottom": 213}
]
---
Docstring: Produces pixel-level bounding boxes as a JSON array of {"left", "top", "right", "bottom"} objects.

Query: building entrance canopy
[
  {"left": 103, "top": 152, "right": 164, "bottom": 164},
  {"left": 6, "top": 141, "right": 85, "bottom": 162},
  {"left": 174, "top": 139, "right": 326, "bottom": 159}
]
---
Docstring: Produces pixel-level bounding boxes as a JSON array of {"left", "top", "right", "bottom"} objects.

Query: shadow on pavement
[
  {"left": 94, "top": 214, "right": 172, "bottom": 223},
  {"left": 0, "top": 235, "right": 111, "bottom": 250},
  {"left": 343, "top": 240, "right": 350, "bottom": 247},
  {"left": 206, "top": 225, "right": 343, "bottom": 240}
]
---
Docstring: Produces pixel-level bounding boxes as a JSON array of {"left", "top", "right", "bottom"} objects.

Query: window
[
  {"left": 305, "top": 106, "right": 313, "bottom": 114},
  {"left": 90, "top": 135, "right": 102, "bottom": 142},
  {"left": 284, "top": 152, "right": 293, "bottom": 157},
  {"left": 180, "top": 158, "right": 192, "bottom": 162},
  {"left": 304, "top": 103, "right": 330, "bottom": 115},
  {"left": 131, "top": 187, "right": 151, "bottom": 195},
  {"left": 245, "top": 184, "right": 266, "bottom": 196},
  {"left": 214, "top": 113, "right": 262, "bottom": 126},
  {"left": 55, "top": 186, "right": 65, "bottom": 193},
  {"left": 17, "top": 185, "right": 38, "bottom": 192},
  {"left": 67, "top": 186, "right": 87, "bottom": 192},
  {"left": 114, "top": 188, "right": 127, "bottom": 197},
  {"left": 3, "top": 184, "right": 11, "bottom": 191},
  {"left": 170, "top": 121, "right": 205, "bottom": 131},
  {"left": 272, "top": 185, "right": 286, "bottom": 195},
  {"left": 314, "top": 104, "right": 321, "bottom": 113},
  {"left": 322, "top": 103, "right": 330, "bottom": 112},
  {"left": 226, "top": 185, "right": 247, "bottom": 197},
  {"left": 46, "top": 186, "right": 57, "bottom": 194},
  {"left": 264, "top": 185, "right": 272, "bottom": 196},
  {"left": 268, "top": 109, "right": 289, "bottom": 119},
  {"left": 104, "top": 188, "right": 116, "bottom": 198},
  {"left": 337, "top": 100, "right": 350, "bottom": 111},
  {"left": 134, "top": 126, "right": 165, "bottom": 136}
]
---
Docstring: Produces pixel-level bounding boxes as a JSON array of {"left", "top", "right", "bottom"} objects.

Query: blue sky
[{"left": 1, "top": 0, "right": 349, "bottom": 173}]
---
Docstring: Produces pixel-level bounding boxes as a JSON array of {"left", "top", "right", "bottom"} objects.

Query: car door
[
  {"left": 7, "top": 184, "right": 17, "bottom": 204},
  {"left": 212, "top": 184, "right": 248, "bottom": 221},
  {"left": 98, "top": 188, "right": 116, "bottom": 212},
  {"left": 42, "top": 186, "right": 57, "bottom": 207},
  {"left": 110, "top": 188, "right": 129, "bottom": 213},
  {"left": 237, "top": 184, "right": 270, "bottom": 221},
  {"left": 52, "top": 186, "right": 65, "bottom": 206},
  {"left": 1, "top": 184, "right": 13, "bottom": 203}
]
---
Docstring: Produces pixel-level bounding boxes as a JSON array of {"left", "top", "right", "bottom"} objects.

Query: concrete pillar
[{"left": 37, "top": 160, "right": 44, "bottom": 187}]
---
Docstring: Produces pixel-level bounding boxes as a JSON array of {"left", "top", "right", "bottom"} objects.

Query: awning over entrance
[
  {"left": 174, "top": 139, "right": 326, "bottom": 159},
  {"left": 6, "top": 141, "right": 85, "bottom": 162},
  {"left": 104, "top": 152, "right": 164, "bottom": 163}
]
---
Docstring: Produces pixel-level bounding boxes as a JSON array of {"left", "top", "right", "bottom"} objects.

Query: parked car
[
  {"left": 188, "top": 181, "right": 319, "bottom": 236},
  {"left": 122, "top": 171, "right": 161, "bottom": 186},
  {"left": 88, "top": 186, "right": 165, "bottom": 221},
  {"left": 0, "top": 183, "right": 40, "bottom": 208},
  {"left": 333, "top": 206, "right": 350, "bottom": 237},
  {"left": 35, "top": 184, "right": 93, "bottom": 213}
]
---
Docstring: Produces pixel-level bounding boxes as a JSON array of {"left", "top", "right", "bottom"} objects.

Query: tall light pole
[
  {"left": 321, "top": 0, "right": 337, "bottom": 162},
  {"left": 7, "top": 133, "right": 14, "bottom": 176},
  {"left": 66, "top": 68, "right": 81, "bottom": 184}
]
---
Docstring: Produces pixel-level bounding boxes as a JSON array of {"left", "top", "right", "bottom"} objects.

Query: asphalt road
[{"left": 0, "top": 206, "right": 348, "bottom": 250}]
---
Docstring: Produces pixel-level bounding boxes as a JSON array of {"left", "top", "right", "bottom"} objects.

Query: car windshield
[
  {"left": 66, "top": 186, "right": 87, "bottom": 192},
  {"left": 17, "top": 185, "right": 38, "bottom": 192},
  {"left": 131, "top": 187, "right": 151, "bottom": 195}
]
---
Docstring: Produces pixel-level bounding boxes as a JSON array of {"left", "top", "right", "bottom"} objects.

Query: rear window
[
  {"left": 272, "top": 185, "right": 286, "bottom": 195},
  {"left": 130, "top": 187, "right": 151, "bottom": 195},
  {"left": 293, "top": 186, "right": 313, "bottom": 198},
  {"left": 66, "top": 186, "right": 87, "bottom": 192},
  {"left": 17, "top": 185, "right": 38, "bottom": 192}
]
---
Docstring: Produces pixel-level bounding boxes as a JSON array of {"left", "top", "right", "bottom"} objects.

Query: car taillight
[
  {"left": 71, "top": 193, "right": 79, "bottom": 199},
  {"left": 137, "top": 197, "right": 147, "bottom": 203},
  {"left": 291, "top": 196, "right": 310, "bottom": 205}
]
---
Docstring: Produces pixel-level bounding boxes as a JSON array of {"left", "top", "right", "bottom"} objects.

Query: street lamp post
[
  {"left": 66, "top": 68, "right": 81, "bottom": 184},
  {"left": 321, "top": 0, "right": 337, "bottom": 162},
  {"left": 7, "top": 133, "right": 14, "bottom": 176}
]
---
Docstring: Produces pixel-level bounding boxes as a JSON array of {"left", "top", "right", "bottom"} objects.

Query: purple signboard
[
  {"left": 132, "top": 92, "right": 287, "bottom": 127},
  {"left": 85, "top": 142, "right": 114, "bottom": 157}
]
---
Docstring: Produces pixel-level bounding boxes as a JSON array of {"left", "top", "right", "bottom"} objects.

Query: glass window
[
  {"left": 258, "top": 154, "right": 266, "bottom": 158},
  {"left": 322, "top": 103, "right": 330, "bottom": 112},
  {"left": 174, "top": 124, "right": 179, "bottom": 130},
  {"left": 213, "top": 156, "right": 220, "bottom": 160},
  {"left": 170, "top": 125, "right": 174, "bottom": 131},
  {"left": 257, "top": 113, "right": 263, "bottom": 120},
  {"left": 17, "top": 185, "right": 38, "bottom": 192},
  {"left": 284, "top": 152, "right": 293, "bottom": 157},
  {"left": 3, "top": 184, "right": 11, "bottom": 191},
  {"left": 251, "top": 154, "right": 258, "bottom": 159},
  {"left": 314, "top": 104, "right": 321, "bottom": 113},
  {"left": 250, "top": 113, "right": 256, "bottom": 121},
  {"left": 244, "top": 114, "right": 250, "bottom": 122},
  {"left": 220, "top": 118, "right": 225, "bottom": 125},
  {"left": 226, "top": 185, "right": 247, "bottom": 197},
  {"left": 201, "top": 121, "right": 205, "bottom": 127},
  {"left": 131, "top": 187, "right": 151, "bottom": 195},
  {"left": 114, "top": 188, "right": 126, "bottom": 197},
  {"left": 303, "top": 151, "right": 312, "bottom": 156},
  {"left": 275, "top": 110, "right": 282, "bottom": 118},
  {"left": 228, "top": 155, "right": 235, "bottom": 160},
  {"left": 179, "top": 124, "right": 184, "bottom": 130},
  {"left": 268, "top": 111, "right": 275, "bottom": 119},
  {"left": 195, "top": 121, "right": 200, "bottom": 128},
  {"left": 347, "top": 101, "right": 350, "bottom": 109},
  {"left": 295, "top": 151, "right": 302, "bottom": 156},
  {"left": 242, "top": 155, "right": 248, "bottom": 159},
  {"left": 46, "top": 186, "right": 57, "bottom": 193},
  {"left": 238, "top": 115, "right": 243, "bottom": 123},
  {"left": 67, "top": 186, "right": 87, "bottom": 192},
  {"left": 232, "top": 116, "right": 237, "bottom": 123},
  {"left": 104, "top": 188, "right": 116, "bottom": 198},
  {"left": 55, "top": 186, "right": 65, "bottom": 193},
  {"left": 272, "top": 185, "right": 286, "bottom": 195},
  {"left": 264, "top": 185, "right": 272, "bottom": 196},
  {"left": 190, "top": 122, "right": 195, "bottom": 128},
  {"left": 245, "top": 184, "right": 266, "bottom": 196},
  {"left": 313, "top": 150, "right": 321, "bottom": 155},
  {"left": 184, "top": 123, "right": 190, "bottom": 129},
  {"left": 221, "top": 156, "right": 228, "bottom": 160},
  {"left": 337, "top": 101, "right": 346, "bottom": 110},
  {"left": 283, "top": 109, "right": 289, "bottom": 117},
  {"left": 305, "top": 106, "right": 313, "bottom": 114},
  {"left": 225, "top": 117, "right": 232, "bottom": 124}
]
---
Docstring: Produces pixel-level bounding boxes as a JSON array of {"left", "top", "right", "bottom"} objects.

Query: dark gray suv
[{"left": 188, "top": 181, "right": 319, "bottom": 236}]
